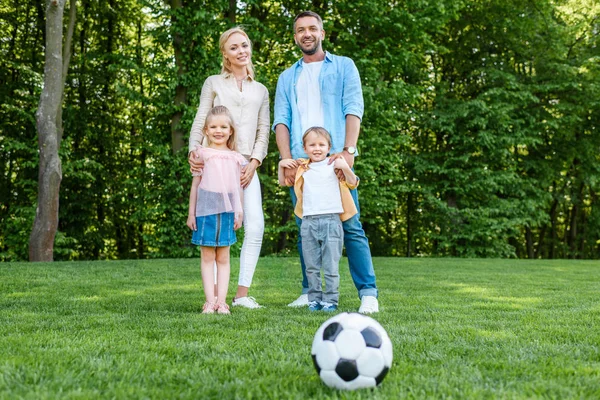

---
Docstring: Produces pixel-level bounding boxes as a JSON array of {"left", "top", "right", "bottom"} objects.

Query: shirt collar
[
  {"left": 297, "top": 51, "right": 332, "bottom": 67},
  {"left": 222, "top": 71, "right": 255, "bottom": 81}
]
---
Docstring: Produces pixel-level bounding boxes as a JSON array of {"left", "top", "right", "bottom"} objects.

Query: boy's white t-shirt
[
  {"left": 302, "top": 158, "right": 343, "bottom": 216},
  {"left": 296, "top": 61, "right": 324, "bottom": 135}
]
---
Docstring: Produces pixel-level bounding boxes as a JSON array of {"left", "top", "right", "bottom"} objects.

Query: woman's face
[{"left": 223, "top": 33, "right": 251, "bottom": 70}]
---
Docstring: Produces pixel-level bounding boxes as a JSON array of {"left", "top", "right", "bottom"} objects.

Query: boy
[{"left": 278, "top": 127, "right": 358, "bottom": 311}]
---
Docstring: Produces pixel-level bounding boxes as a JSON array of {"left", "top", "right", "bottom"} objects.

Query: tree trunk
[
  {"left": 29, "top": 0, "right": 67, "bottom": 261},
  {"left": 535, "top": 198, "right": 558, "bottom": 259},
  {"left": 137, "top": 19, "right": 146, "bottom": 258},
  {"left": 228, "top": 0, "right": 236, "bottom": 24},
  {"left": 169, "top": 0, "right": 187, "bottom": 153},
  {"left": 406, "top": 192, "right": 412, "bottom": 257},
  {"left": 567, "top": 182, "right": 584, "bottom": 258},
  {"left": 525, "top": 225, "right": 534, "bottom": 259}
]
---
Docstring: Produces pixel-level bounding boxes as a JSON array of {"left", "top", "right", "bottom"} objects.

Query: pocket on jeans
[
  {"left": 328, "top": 221, "right": 343, "bottom": 239},
  {"left": 301, "top": 221, "right": 311, "bottom": 237}
]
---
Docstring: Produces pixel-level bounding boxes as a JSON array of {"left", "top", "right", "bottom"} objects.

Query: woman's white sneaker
[
  {"left": 232, "top": 296, "right": 263, "bottom": 309},
  {"left": 287, "top": 294, "right": 309, "bottom": 307},
  {"left": 358, "top": 296, "right": 379, "bottom": 314}
]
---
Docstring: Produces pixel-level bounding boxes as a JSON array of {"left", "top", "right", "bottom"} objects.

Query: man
[{"left": 273, "top": 11, "right": 379, "bottom": 313}]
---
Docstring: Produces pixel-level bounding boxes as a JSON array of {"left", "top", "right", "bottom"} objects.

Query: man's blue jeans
[{"left": 290, "top": 187, "right": 378, "bottom": 299}]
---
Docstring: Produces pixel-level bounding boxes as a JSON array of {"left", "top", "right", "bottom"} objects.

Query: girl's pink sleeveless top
[{"left": 193, "top": 146, "right": 246, "bottom": 217}]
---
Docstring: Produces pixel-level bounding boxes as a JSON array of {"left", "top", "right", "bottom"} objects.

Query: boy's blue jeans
[
  {"left": 290, "top": 187, "right": 378, "bottom": 299},
  {"left": 302, "top": 213, "right": 342, "bottom": 305}
]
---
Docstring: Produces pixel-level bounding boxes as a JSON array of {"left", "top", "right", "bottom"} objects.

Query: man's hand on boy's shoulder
[{"left": 328, "top": 152, "right": 354, "bottom": 181}]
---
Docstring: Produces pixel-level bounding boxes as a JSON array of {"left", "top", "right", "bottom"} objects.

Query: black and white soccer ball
[{"left": 311, "top": 312, "right": 393, "bottom": 390}]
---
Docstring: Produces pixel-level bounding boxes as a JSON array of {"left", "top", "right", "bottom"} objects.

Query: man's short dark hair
[{"left": 294, "top": 11, "right": 323, "bottom": 30}]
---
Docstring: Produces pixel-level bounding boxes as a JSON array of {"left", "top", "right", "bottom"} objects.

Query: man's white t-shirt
[
  {"left": 302, "top": 158, "right": 343, "bottom": 216},
  {"left": 297, "top": 61, "right": 324, "bottom": 135}
]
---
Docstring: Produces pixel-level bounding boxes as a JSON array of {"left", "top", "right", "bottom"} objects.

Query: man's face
[{"left": 294, "top": 16, "right": 324, "bottom": 56}]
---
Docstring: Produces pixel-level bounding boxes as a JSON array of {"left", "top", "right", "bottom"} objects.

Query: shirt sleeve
[
  {"left": 272, "top": 71, "right": 292, "bottom": 132},
  {"left": 250, "top": 85, "right": 270, "bottom": 164},
  {"left": 341, "top": 58, "right": 364, "bottom": 121},
  {"left": 189, "top": 77, "right": 215, "bottom": 153}
]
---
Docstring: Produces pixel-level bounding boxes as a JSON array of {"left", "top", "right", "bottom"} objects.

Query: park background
[{"left": 1, "top": 0, "right": 599, "bottom": 262}]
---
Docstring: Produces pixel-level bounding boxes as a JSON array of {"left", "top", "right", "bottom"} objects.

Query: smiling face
[
  {"left": 303, "top": 130, "right": 331, "bottom": 162},
  {"left": 223, "top": 32, "right": 251, "bottom": 70},
  {"left": 294, "top": 16, "right": 324, "bottom": 56},
  {"left": 204, "top": 114, "right": 234, "bottom": 149}
]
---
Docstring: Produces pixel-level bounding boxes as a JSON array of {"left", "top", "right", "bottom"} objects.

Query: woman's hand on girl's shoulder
[{"left": 188, "top": 146, "right": 205, "bottom": 174}]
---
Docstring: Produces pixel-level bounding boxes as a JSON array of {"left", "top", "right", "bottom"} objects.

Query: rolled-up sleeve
[
  {"left": 272, "top": 73, "right": 292, "bottom": 132},
  {"left": 341, "top": 58, "right": 364, "bottom": 121},
  {"left": 189, "top": 77, "right": 216, "bottom": 152},
  {"left": 250, "top": 87, "right": 270, "bottom": 164}
]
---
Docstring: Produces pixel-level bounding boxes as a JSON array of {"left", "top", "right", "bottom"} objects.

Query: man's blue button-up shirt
[{"left": 272, "top": 51, "right": 364, "bottom": 159}]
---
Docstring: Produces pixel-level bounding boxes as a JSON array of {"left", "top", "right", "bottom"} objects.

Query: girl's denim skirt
[{"left": 191, "top": 212, "right": 237, "bottom": 247}]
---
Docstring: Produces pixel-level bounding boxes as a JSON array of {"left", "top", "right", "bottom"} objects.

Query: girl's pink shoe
[
  {"left": 216, "top": 302, "right": 230, "bottom": 315},
  {"left": 202, "top": 301, "right": 217, "bottom": 314}
]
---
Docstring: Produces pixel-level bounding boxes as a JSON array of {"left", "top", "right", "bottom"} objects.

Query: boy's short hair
[{"left": 302, "top": 126, "right": 332, "bottom": 148}]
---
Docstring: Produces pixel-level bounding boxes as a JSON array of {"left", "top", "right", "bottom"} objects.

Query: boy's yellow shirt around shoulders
[{"left": 278, "top": 158, "right": 359, "bottom": 222}]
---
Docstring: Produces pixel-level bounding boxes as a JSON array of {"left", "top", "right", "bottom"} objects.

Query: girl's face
[
  {"left": 205, "top": 115, "right": 233, "bottom": 149},
  {"left": 303, "top": 131, "right": 330, "bottom": 162},
  {"left": 223, "top": 33, "right": 251, "bottom": 70}
]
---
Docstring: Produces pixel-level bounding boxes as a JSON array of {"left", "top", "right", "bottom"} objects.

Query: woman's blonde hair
[
  {"left": 203, "top": 105, "right": 238, "bottom": 151},
  {"left": 219, "top": 27, "right": 255, "bottom": 79}
]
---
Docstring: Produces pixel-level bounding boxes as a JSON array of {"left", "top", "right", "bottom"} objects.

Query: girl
[
  {"left": 187, "top": 106, "right": 246, "bottom": 315},
  {"left": 188, "top": 27, "right": 269, "bottom": 309}
]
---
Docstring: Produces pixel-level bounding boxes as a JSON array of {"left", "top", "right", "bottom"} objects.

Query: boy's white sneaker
[
  {"left": 358, "top": 296, "right": 379, "bottom": 314},
  {"left": 287, "top": 294, "right": 309, "bottom": 307},
  {"left": 232, "top": 296, "right": 263, "bottom": 309}
]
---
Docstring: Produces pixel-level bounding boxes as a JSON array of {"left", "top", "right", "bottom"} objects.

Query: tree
[{"left": 29, "top": 0, "right": 75, "bottom": 261}]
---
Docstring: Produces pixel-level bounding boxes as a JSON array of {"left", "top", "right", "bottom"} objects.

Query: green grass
[{"left": 1, "top": 258, "right": 599, "bottom": 399}]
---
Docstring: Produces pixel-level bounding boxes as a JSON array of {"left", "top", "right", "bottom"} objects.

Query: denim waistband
[{"left": 302, "top": 213, "right": 340, "bottom": 220}]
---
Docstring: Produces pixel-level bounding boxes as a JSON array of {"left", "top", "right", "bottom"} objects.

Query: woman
[{"left": 188, "top": 27, "right": 269, "bottom": 309}]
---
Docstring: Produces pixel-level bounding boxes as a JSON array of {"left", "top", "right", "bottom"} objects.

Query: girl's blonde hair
[
  {"left": 302, "top": 126, "right": 332, "bottom": 148},
  {"left": 219, "top": 27, "right": 255, "bottom": 79},
  {"left": 203, "top": 106, "right": 238, "bottom": 151}
]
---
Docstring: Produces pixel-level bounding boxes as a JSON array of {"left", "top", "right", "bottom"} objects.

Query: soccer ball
[{"left": 311, "top": 312, "right": 393, "bottom": 390}]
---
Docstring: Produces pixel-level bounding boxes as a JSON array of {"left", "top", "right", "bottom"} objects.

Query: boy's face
[{"left": 303, "top": 131, "right": 330, "bottom": 162}]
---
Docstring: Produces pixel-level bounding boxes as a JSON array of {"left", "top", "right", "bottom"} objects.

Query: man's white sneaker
[
  {"left": 287, "top": 294, "right": 309, "bottom": 307},
  {"left": 359, "top": 296, "right": 379, "bottom": 314},
  {"left": 232, "top": 296, "right": 263, "bottom": 309}
]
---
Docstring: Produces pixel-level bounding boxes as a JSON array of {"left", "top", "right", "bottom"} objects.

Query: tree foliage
[{"left": 1, "top": 0, "right": 598, "bottom": 261}]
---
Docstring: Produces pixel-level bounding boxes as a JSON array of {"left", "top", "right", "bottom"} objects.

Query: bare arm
[
  {"left": 343, "top": 114, "right": 361, "bottom": 169},
  {"left": 235, "top": 185, "right": 244, "bottom": 230},
  {"left": 334, "top": 157, "right": 357, "bottom": 187},
  {"left": 278, "top": 159, "right": 298, "bottom": 186},
  {"left": 275, "top": 123, "right": 297, "bottom": 186},
  {"left": 330, "top": 114, "right": 361, "bottom": 180},
  {"left": 187, "top": 176, "right": 202, "bottom": 231}
]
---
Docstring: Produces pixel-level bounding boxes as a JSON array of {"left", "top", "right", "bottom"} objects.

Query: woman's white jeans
[
  {"left": 213, "top": 173, "right": 264, "bottom": 288},
  {"left": 238, "top": 172, "right": 264, "bottom": 287}
]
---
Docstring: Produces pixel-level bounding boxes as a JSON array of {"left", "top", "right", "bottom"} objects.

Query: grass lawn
[{"left": 1, "top": 257, "right": 599, "bottom": 399}]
